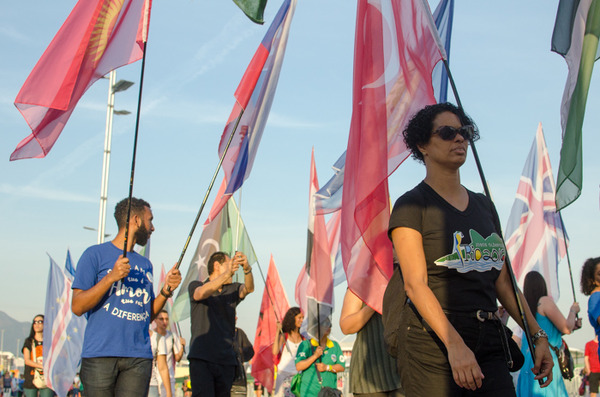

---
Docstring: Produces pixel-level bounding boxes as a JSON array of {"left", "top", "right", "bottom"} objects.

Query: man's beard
[{"left": 135, "top": 222, "right": 150, "bottom": 246}]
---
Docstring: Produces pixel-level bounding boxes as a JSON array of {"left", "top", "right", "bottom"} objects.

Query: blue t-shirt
[
  {"left": 589, "top": 292, "right": 600, "bottom": 343},
  {"left": 72, "top": 242, "right": 155, "bottom": 358}
]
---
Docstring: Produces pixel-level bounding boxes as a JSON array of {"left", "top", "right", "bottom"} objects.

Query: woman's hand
[
  {"left": 315, "top": 363, "right": 327, "bottom": 372},
  {"left": 532, "top": 339, "right": 553, "bottom": 387},
  {"left": 313, "top": 346, "right": 324, "bottom": 359},
  {"left": 447, "top": 341, "right": 484, "bottom": 390}
]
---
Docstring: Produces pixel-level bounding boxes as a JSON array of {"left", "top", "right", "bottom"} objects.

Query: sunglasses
[
  {"left": 33, "top": 320, "right": 44, "bottom": 324},
  {"left": 433, "top": 125, "right": 474, "bottom": 141}
]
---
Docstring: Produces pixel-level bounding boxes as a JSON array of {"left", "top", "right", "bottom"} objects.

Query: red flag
[
  {"left": 207, "top": 0, "right": 297, "bottom": 221},
  {"left": 341, "top": 0, "right": 443, "bottom": 312},
  {"left": 11, "top": 0, "right": 151, "bottom": 160},
  {"left": 252, "top": 255, "right": 290, "bottom": 394}
]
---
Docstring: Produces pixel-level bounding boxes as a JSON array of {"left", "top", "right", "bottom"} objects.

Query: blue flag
[
  {"left": 43, "top": 255, "right": 87, "bottom": 397},
  {"left": 64, "top": 249, "right": 75, "bottom": 279}
]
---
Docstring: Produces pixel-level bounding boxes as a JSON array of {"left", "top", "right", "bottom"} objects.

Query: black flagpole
[
  {"left": 442, "top": 58, "right": 542, "bottom": 383},
  {"left": 558, "top": 212, "right": 578, "bottom": 304},
  {"left": 123, "top": 39, "right": 149, "bottom": 258},
  {"left": 171, "top": 109, "right": 245, "bottom": 274}
]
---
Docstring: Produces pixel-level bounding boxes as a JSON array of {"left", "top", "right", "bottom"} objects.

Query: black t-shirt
[
  {"left": 388, "top": 182, "right": 505, "bottom": 312},
  {"left": 22, "top": 338, "right": 43, "bottom": 389},
  {"left": 188, "top": 280, "right": 244, "bottom": 365}
]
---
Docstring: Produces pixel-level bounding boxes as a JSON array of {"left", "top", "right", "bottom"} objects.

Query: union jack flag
[
  {"left": 43, "top": 255, "right": 87, "bottom": 397},
  {"left": 505, "top": 123, "right": 568, "bottom": 300}
]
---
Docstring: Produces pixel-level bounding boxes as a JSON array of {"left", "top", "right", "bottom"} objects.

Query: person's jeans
[
  {"left": 81, "top": 357, "right": 152, "bottom": 397},
  {"left": 189, "top": 359, "right": 236, "bottom": 397},
  {"left": 24, "top": 388, "right": 54, "bottom": 397}
]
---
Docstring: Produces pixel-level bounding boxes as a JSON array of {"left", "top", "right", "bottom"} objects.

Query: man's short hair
[
  {"left": 207, "top": 251, "right": 229, "bottom": 276},
  {"left": 114, "top": 197, "right": 151, "bottom": 229}
]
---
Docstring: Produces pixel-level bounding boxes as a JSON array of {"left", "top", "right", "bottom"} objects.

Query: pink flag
[
  {"left": 504, "top": 123, "right": 568, "bottom": 300},
  {"left": 252, "top": 255, "right": 290, "bottom": 394},
  {"left": 11, "top": 0, "right": 151, "bottom": 160},
  {"left": 207, "top": 0, "right": 297, "bottom": 221},
  {"left": 341, "top": 0, "right": 443, "bottom": 312}
]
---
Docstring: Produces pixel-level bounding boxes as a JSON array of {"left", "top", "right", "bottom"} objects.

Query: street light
[{"left": 97, "top": 71, "right": 134, "bottom": 244}]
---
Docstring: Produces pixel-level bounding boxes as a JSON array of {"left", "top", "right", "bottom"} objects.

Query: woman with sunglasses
[
  {"left": 386, "top": 103, "right": 553, "bottom": 396},
  {"left": 22, "top": 315, "right": 54, "bottom": 397}
]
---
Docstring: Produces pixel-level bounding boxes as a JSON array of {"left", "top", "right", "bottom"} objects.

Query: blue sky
[{"left": 1, "top": 0, "right": 599, "bottom": 352}]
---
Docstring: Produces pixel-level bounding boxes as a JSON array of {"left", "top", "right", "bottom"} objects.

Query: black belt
[{"left": 442, "top": 309, "right": 498, "bottom": 322}]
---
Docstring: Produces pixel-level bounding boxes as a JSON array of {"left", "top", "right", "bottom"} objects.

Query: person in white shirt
[{"left": 154, "top": 310, "right": 185, "bottom": 397}]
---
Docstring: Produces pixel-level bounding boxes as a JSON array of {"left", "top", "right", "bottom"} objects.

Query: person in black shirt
[
  {"left": 386, "top": 103, "right": 553, "bottom": 396},
  {"left": 187, "top": 251, "right": 254, "bottom": 397}
]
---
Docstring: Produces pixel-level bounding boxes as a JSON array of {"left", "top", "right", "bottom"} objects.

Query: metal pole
[{"left": 98, "top": 70, "right": 117, "bottom": 244}]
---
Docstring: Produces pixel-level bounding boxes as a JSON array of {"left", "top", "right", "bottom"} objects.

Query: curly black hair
[
  {"left": 403, "top": 102, "right": 479, "bottom": 164},
  {"left": 581, "top": 257, "right": 600, "bottom": 295},
  {"left": 114, "top": 197, "right": 151, "bottom": 229},
  {"left": 281, "top": 307, "right": 302, "bottom": 334}
]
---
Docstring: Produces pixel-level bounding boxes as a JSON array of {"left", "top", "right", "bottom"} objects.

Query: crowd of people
[{"left": 16, "top": 104, "right": 600, "bottom": 397}]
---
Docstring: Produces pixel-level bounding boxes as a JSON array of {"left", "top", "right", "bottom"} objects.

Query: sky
[{"left": 1, "top": 0, "right": 600, "bottom": 355}]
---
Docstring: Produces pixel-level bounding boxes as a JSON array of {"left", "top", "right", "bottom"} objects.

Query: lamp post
[{"left": 97, "top": 71, "right": 134, "bottom": 244}]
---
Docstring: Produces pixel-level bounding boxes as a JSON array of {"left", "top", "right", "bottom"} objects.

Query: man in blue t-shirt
[{"left": 72, "top": 197, "right": 182, "bottom": 397}]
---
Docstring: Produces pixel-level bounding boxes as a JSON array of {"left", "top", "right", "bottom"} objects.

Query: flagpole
[
  {"left": 171, "top": 109, "right": 245, "bottom": 275},
  {"left": 123, "top": 40, "right": 149, "bottom": 258},
  {"left": 558, "top": 212, "right": 577, "bottom": 303},
  {"left": 441, "top": 58, "right": 541, "bottom": 383}
]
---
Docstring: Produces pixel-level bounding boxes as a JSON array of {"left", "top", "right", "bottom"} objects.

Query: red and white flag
[
  {"left": 252, "top": 255, "right": 290, "bottom": 394},
  {"left": 341, "top": 0, "right": 443, "bottom": 312},
  {"left": 11, "top": 0, "right": 151, "bottom": 160}
]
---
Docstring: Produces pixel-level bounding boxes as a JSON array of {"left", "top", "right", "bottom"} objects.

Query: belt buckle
[{"left": 476, "top": 309, "right": 487, "bottom": 322}]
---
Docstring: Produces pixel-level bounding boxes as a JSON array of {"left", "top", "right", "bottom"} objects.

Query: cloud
[
  {"left": 0, "top": 183, "right": 95, "bottom": 203},
  {"left": 0, "top": 26, "right": 30, "bottom": 43}
]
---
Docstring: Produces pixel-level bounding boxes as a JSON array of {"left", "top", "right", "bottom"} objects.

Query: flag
[
  {"left": 11, "top": 0, "right": 151, "bottom": 160},
  {"left": 431, "top": 0, "right": 454, "bottom": 103},
  {"left": 64, "top": 249, "right": 75, "bottom": 280},
  {"left": 314, "top": 0, "right": 453, "bottom": 214},
  {"left": 43, "top": 255, "right": 87, "bottom": 397},
  {"left": 505, "top": 123, "right": 568, "bottom": 300},
  {"left": 251, "top": 255, "right": 290, "bottom": 393},
  {"left": 340, "top": 0, "right": 444, "bottom": 312},
  {"left": 552, "top": 0, "right": 600, "bottom": 209},
  {"left": 207, "top": 0, "right": 297, "bottom": 222},
  {"left": 171, "top": 189, "right": 257, "bottom": 322},
  {"left": 303, "top": 150, "right": 334, "bottom": 339},
  {"left": 233, "top": 0, "right": 268, "bottom": 24},
  {"left": 326, "top": 211, "right": 346, "bottom": 286}
]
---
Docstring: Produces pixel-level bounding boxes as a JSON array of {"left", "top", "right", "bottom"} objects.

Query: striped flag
[
  {"left": 552, "top": 0, "right": 600, "bottom": 209},
  {"left": 304, "top": 150, "right": 333, "bottom": 339},
  {"left": 251, "top": 255, "right": 290, "bottom": 393},
  {"left": 340, "top": 0, "right": 444, "bottom": 312},
  {"left": 504, "top": 124, "right": 568, "bottom": 300},
  {"left": 11, "top": 0, "right": 151, "bottom": 160},
  {"left": 207, "top": 0, "right": 297, "bottom": 222},
  {"left": 43, "top": 255, "right": 87, "bottom": 397}
]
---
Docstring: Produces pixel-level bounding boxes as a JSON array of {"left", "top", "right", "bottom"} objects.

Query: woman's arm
[
  {"left": 22, "top": 347, "right": 43, "bottom": 370},
  {"left": 539, "top": 297, "right": 579, "bottom": 335},
  {"left": 157, "top": 354, "right": 172, "bottom": 397},
  {"left": 272, "top": 328, "right": 284, "bottom": 356},
  {"left": 339, "top": 289, "right": 375, "bottom": 335},
  {"left": 391, "top": 227, "right": 483, "bottom": 391},
  {"left": 495, "top": 266, "right": 553, "bottom": 387}
]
